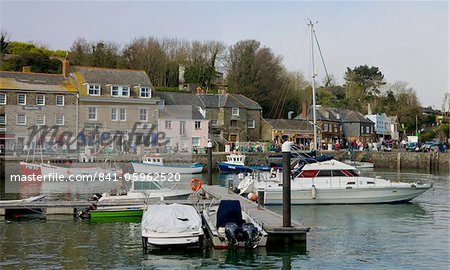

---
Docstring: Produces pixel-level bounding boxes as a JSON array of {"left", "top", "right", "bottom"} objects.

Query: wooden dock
[{"left": 202, "top": 185, "right": 310, "bottom": 246}]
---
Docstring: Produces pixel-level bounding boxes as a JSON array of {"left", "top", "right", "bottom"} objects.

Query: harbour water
[{"left": 0, "top": 163, "right": 449, "bottom": 269}]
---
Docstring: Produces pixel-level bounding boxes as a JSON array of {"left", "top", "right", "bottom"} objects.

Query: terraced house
[
  {"left": 0, "top": 68, "right": 77, "bottom": 154},
  {"left": 70, "top": 66, "right": 159, "bottom": 153}
]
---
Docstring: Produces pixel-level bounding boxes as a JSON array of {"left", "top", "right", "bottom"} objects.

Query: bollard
[
  {"left": 207, "top": 141, "right": 213, "bottom": 185},
  {"left": 282, "top": 141, "right": 292, "bottom": 227}
]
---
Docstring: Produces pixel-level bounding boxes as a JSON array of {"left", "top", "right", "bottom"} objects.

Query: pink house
[{"left": 158, "top": 106, "right": 209, "bottom": 153}]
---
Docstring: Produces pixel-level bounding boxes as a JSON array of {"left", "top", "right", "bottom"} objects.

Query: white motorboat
[
  {"left": 141, "top": 204, "right": 203, "bottom": 248},
  {"left": 131, "top": 155, "right": 204, "bottom": 174},
  {"left": 202, "top": 200, "right": 268, "bottom": 249},
  {"left": 40, "top": 163, "right": 119, "bottom": 180},
  {"left": 96, "top": 178, "right": 192, "bottom": 204},
  {"left": 0, "top": 195, "right": 46, "bottom": 205},
  {"left": 343, "top": 160, "right": 374, "bottom": 169},
  {"left": 237, "top": 159, "right": 433, "bottom": 205}
]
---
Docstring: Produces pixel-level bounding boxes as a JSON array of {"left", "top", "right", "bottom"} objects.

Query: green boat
[{"left": 89, "top": 205, "right": 144, "bottom": 223}]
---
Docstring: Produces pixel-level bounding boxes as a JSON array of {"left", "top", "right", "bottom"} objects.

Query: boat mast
[{"left": 307, "top": 18, "right": 318, "bottom": 150}]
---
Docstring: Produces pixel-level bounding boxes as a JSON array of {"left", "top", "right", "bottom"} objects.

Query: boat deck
[{"left": 202, "top": 185, "right": 310, "bottom": 245}]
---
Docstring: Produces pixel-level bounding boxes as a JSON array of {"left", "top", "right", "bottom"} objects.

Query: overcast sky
[{"left": 1, "top": 0, "right": 448, "bottom": 109}]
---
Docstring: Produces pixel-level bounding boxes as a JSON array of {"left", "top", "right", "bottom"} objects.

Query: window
[
  {"left": 140, "top": 87, "right": 151, "bottom": 98},
  {"left": 17, "top": 114, "right": 26, "bottom": 125},
  {"left": 56, "top": 95, "right": 64, "bottom": 106},
  {"left": 0, "top": 115, "right": 5, "bottom": 124},
  {"left": 361, "top": 126, "right": 364, "bottom": 134},
  {"left": 230, "top": 120, "right": 238, "bottom": 127},
  {"left": 232, "top": 107, "right": 239, "bottom": 116},
  {"left": 119, "top": 108, "right": 126, "bottom": 121},
  {"left": 88, "top": 84, "right": 101, "bottom": 96},
  {"left": 366, "top": 126, "right": 370, "bottom": 133},
  {"left": 17, "top": 94, "right": 26, "bottom": 105},
  {"left": 36, "top": 115, "right": 45, "bottom": 125},
  {"left": 165, "top": 120, "right": 172, "bottom": 129},
  {"left": 317, "top": 170, "right": 332, "bottom": 177},
  {"left": 194, "top": 121, "right": 201, "bottom": 130},
  {"left": 56, "top": 115, "right": 64, "bottom": 125},
  {"left": 139, "top": 109, "right": 147, "bottom": 121},
  {"left": 111, "top": 85, "right": 130, "bottom": 97},
  {"left": 36, "top": 94, "right": 45, "bottom": 105},
  {"left": 180, "top": 121, "right": 186, "bottom": 136},
  {"left": 88, "top": 107, "right": 97, "bottom": 121},
  {"left": 247, "top": 119, "right": 255, "bottom": 129},
  {"left": 211, "top": 119, "right": 218, "bottom": 126},
  {"left": 111, "top": 108, "right": 117, "bottom": 121},
  {"left": 0, "top": 93, "right": 6, "bottom": 105},
  {"left": 332, "top": 170, "right": 346, "bottom": 177},
  {"left": 324, "top": 123, "right": 329, "bottom": 132},
  {"left": 192, "top": 137, "right": 200, "bottom": 146}
]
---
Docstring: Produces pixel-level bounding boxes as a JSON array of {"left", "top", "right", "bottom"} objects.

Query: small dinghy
[
  {"left": 141, "top": 204, "right": 204, "bottom": 249},
  {"left": 202, "top": 200, "right": 268, "bottom": 249}
]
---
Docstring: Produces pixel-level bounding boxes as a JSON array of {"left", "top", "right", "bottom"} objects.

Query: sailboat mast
[{"left": 308, "top": 18, "right": 318, "bottom": 150}]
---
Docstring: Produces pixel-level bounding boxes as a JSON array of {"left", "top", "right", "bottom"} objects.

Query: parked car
[
  {"left": 406, "top": 142, "right": 420, "bottom": 152},
  {"left": 423, "top": 142, "right": 447, "bottom": 152}
]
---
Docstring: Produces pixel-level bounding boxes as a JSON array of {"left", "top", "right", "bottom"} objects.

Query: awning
[{"left": 0, "top": 134, "right": 15, "bottom": 139}]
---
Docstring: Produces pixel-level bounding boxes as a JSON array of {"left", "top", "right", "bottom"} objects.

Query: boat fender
[
  {"left": 190, "top": 178, "right": 202, "bottom": 191},
  {"left": 311, "top": 185, "right": 317, "bottom": 199}
]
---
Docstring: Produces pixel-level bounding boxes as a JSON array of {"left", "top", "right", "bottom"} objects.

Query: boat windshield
[{"left": 133, "top": 181, "right": 163, "bottom": 190}]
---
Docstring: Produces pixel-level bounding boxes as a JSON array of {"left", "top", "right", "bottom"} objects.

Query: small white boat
[
  {"left": 202, "top": 200, "right": 268, "bottom": 249},
  {"left": 0, "top": 195, "right": 46, "bottom": 205},
  {"left": 238, "top": 159, "right": 433, "bottom": 205},
  {"left": 40, "top": 163, "right": 118, "bottom": 180},
  {"left": 343, "top": 160, "right": 374, "bottom": 169},
  {"left": 96, "top": 178, "right": 192, "bottom": 204},
  {"left": 131, "top": 155, "right": 204, "bottom": 174},
  {"left": 141, "top": 204, "right": 204, "bottom": 248}
]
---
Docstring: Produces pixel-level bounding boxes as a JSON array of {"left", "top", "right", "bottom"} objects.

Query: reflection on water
[{"left": 0, "top": 161, "right": 449, "bottom": 269}]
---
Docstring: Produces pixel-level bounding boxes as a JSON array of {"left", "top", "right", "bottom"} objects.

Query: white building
[{"left": 366, "top": 113, "right": 391, "bottom": 140}]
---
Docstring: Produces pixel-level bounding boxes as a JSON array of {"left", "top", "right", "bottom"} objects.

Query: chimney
[
  {"left": 218, "top": 86, "right": 227, "bottom": 95},
  {"left": 367, "top": 103, "right": 372, "bottom": 115},
  {"left": 62, "top": 58, "right": 69, "bottom": 78},
  {"left": 302, "top": 101, "right": 308, "bottom": 118},
  {"left": 22, "top": 66, "right": 31, "bottom": 73},
  {"left": 196, "top": 86, "right": 204, "bottom": 95}
]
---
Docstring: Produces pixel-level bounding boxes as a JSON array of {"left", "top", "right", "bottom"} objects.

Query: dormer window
[
  {"left": 232, "top": 107, "right": 239, "bottom": 116},
  {"left": 111, "top": 85, "right": 130, "bottom": 97},
  {"left": 140, "top": 87, "right": 151, "bottom": 98},
  {"left": 88, "top": 84, "right": 101, "bottom": 96}
]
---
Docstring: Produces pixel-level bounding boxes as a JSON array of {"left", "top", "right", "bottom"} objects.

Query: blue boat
[{"left": 217, "top": 154, "right": 270, "bottom": 173}]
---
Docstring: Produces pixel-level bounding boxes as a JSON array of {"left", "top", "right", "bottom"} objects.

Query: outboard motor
[
  {"left": 88, "top": 193, "right": 103, "bottom": 201},
  {"left": 225, "top": 222, "right": 241, "bottom": 247},
  {"left": 242, "top": 223, "right": 258, "bottom": 248}
]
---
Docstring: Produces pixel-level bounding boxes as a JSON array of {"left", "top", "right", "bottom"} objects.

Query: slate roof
[
  {"left": 264, "top": 119, "right": 314, "bottom": 131},
  {"left": 159, "top": 106, "right": 205, "bottom": 120},
  {"left": 295, "top": 106, "right": 373, "bottom": 124},
  {"left": 72, "top": 66, "right": 153, "bottom": 87},
  {"left": 0, "top": 71, "right": 75, "bottom": 92},
  {"left": 155, "top": 91, "right": 262, "bottom": 110}
]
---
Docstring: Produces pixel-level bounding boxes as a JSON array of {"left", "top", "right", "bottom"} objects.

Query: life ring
[{"left": 190, "top": 178, "right": 202, "bottom": 191}]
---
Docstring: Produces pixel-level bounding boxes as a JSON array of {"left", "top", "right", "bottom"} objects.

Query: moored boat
[
  {"left": 202, "top": 200, "right": 268, "bottom": 249},
  {"left": 217, "top": 154, "right": 270, "bottom": 173},
  {"left": 238, "top": 159, "right": 433, "bottom": 205},
  {"left": 141, "top": 204, "right": 204, "bottom": 249},
  {"left": 131, "top": 155, "right": 204, "bottom": 174}
]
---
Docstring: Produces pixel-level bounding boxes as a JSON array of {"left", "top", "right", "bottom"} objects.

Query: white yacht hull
[
  {"left": 40, "top": 163, "right": 116, "bottom": 180},
  {"left": 263, "top": 186, "right": 430, "bottom": 205},
  {"left": 143, "top": 231, "right": 203, "bottom": 247},
  {"left": 131, "top": 162, "right": 203, "bottom": 174}
]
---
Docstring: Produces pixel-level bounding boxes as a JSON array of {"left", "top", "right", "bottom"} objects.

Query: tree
[{"left": 344, "top": 65, "right": 385, "bottom": 95}]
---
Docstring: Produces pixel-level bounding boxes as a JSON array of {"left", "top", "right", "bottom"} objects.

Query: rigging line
[
  {"left": 278, "top": 75, "right": 294, "bottom": 119},
  {"left": 270, "top": 74, "right": 287, "bottom": 118},
  {"left": 274, "top": 75, "right": 290, "bottom": 118},
  {"left": 313, "top": 28, "right": 331, "bottom": 86}
]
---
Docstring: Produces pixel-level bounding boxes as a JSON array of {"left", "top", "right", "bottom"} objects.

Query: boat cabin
[
  {"left": 225, "top": 154, "right": 246, "bottom": 165},
  {"left": 296, "top": 160, "right": 360, "bottom": 178},
  {"left": 142, "top": 156, "right": 164, "bottom": 166}
]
